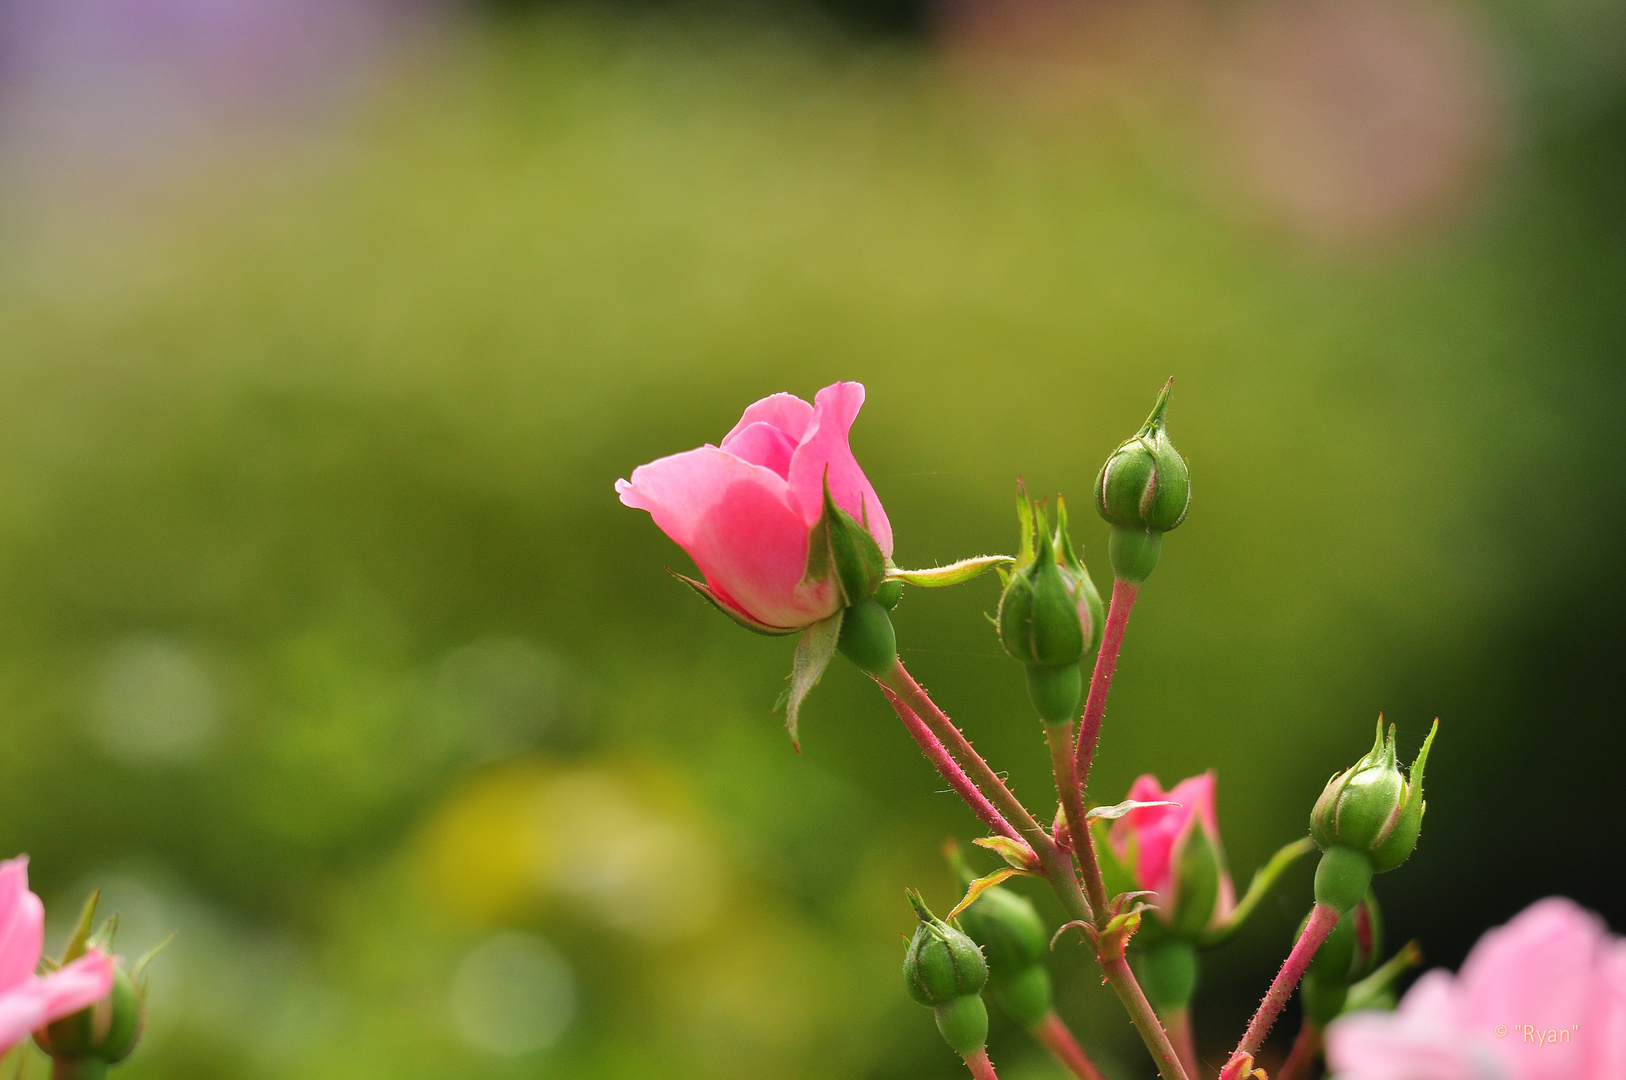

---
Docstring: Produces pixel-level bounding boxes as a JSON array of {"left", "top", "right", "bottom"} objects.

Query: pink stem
[
  {"left": 963, "top": 1048, "right": 1001, "bottom": 1080},
  {"left": 1032, "top": 1011, "right": 1109, "bottom": 1080},
  {"left": 878, "top": 683, "right": 1023, "bottom": 843},
  {"left": 1073, "top": 579, "right": 1139, "bottom": 798},
  {"left": 1169, "top": 1009, "right": 1199, "bottom": 1080},
  {"left": 1225, "top": 903, "right": 1341, "bottom": 1072},
  {"left": 1276, "top": 1022, "right": 1324, "bottom": 1080}
]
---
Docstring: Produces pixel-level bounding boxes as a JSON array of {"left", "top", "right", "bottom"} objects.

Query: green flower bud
[
  {"left": 997, "top": 492, "right": 1102, "bottom": 723},
  {"left": 1134, "top": 939, "right": 1198, "bottom": 1015},
  {"left": 902, "top": 891, "right": 988, "bottom": 1007},
  {"left": 947, "top": 846, "right": 1054, "bottom": 1028},
  {"left": 36, "top": 966, "right": 144, "bottom": 1072},
  {"left": 34, "top": 896, "right": 164, "bottom": 1076},
  {"left": 1095, "top": 380, "right": 1189, "bottom": 582},
  {"left": 991, "top": 964, "right": 1053, "bottom": 1030},
  {"left": 1311, "top": 719, "right": 1437, "bottom": 874}
]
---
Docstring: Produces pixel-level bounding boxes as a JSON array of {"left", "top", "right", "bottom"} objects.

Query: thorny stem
[
  {"left": 880, "top": 665, "right": 1187, "bottom": 1080},
  {"left": 1031, "top": 1012, "right": 1109, "bottom": 1080},
  {"left": 878, "top": 662, "right": 1094, "bottom": 925},
  {"left": 1276, "top": 1021, "right": 1324, "bottom": 1080},
  {"left": 1224, "top": 902, "right": 1341, "bottom": 1076},
  {"left": 963, "top": 1049, "right": 1000, "bottom": 1080},
  {"left": 1103, "top": 955, "right": 1192, "bottom": 1080},
  {"left": 878, "top": 683, "right": 1023, "bottom": 844},
  {"left": 1073, "top": 579, "right": 1139, "bottom": 800},
  {"left": 1044, "top": 722, "right": 1109, "bottom": 918}
]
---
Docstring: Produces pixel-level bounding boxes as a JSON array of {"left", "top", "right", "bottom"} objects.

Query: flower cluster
[{"left": 616, "top": 379, "right": 1621, "bottom": 1080}]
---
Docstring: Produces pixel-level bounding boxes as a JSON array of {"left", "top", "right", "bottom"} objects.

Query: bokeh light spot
[{"left": 449, "top": 931, "right": 576, "bottom": 1057}]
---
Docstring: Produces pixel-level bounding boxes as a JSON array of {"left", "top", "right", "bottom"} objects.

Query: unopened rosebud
[
  {"left": 34, "top": 895, "right": 165, "bottom": 1078},
  {"left": 902, "top": 890, "right": 989, "bottom": 1057},
  {"left": 998, "top": 491, "right": 1099, "bottom": 723},
  {"left": 949, "top": 851, "right": 1053, "bottom": 1028},
  {"left": 1094, "top": 379, "right": 1189, "bottom": 582},
  {"left": 1311, "top": 720, "right": 1437, "bottom": 911}
]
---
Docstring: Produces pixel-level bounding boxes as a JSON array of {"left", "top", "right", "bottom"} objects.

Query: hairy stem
[
  {"left": 1277, "top": 1021, "right": 1324, "bottom": 1080},
  {"left": 878, "top": 662, "right": 1093, "bottom": 922},
  {"left": 1073, "top": 579, "right": 1139, "bottom": 798},
  {"left": 1227, "top": 902, "right": 1341, "bottom": 1070},
  {"left": 1031, "top": 1012, "right": 1109, "bottom": 1080},
  {"left": 878, "top": 683, "right": 1022, "bottom": 843},
  {"left": 1103, "top": 956, "right": 1192, "bottom": 1080},
  {"left": 1044, "top": 722, "right": 1109, "bottom": 917},
  {"left": 963, "top": 1049, "right": 1001, "bottom": 1080},
  {"left": 877, "top": 662, "right": 1189, "bottom": 1079}
]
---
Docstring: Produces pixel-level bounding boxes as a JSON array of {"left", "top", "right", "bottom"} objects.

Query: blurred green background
[{"left": 0, "top": 0, "right": 1622, "bottom": 1077}]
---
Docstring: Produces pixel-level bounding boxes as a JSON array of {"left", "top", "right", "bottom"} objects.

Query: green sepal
[
  {"left": 53, "top": 891, "right": 102, "bottom": 969},
  {"left": 1199, "top": 836, "right": 1316, "bottom": 947},
  {"left": 886, "top": 556, "right": 1014, "bottom": 588},
  {"left": 1054, "top": 498, "right": 1105, "bottom": 656},
  {"left": 803, "top": 471, "right": 886, "bottom": 606},
  {"left": 1371, "top": 720, "right": 1436, "bottom": 872},
  {"left": 997, "top": 501, "right": 1085, "bottom": 670},
  {"left": 1344, "top": 940, "right": 1422, "bottom": 1013},
  {"left": 777, "top": 610, "right": 844, "bottom": 751},
  {"left": 669, "top": 570, "right": 798, "bottom": 636},
  {"left": 1164, "top": 826, "right": 1223, "bottom": 938}
]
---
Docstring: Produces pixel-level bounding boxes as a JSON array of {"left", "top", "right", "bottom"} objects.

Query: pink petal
[
  {"left": 0, "top": 951, "right": 114, "bottom": 1056},
  {"left": 36, "top": 950, "right": 115, "bottom": 1022},
  {"left": 1326, "top": 970, "right": 1476, "bottom": 1080},
  {"left": 618, "top": 446, "right": 838, "bottom": 629},
  {"left": 0, "top": 859, "right": 43, "bottom": 995},
  {"left": 1110, "top": 774, "right": 1202, "bottom": 901},
  {"left": 785, "top": 382, "right": 893, "bottom": 558},
  {"left": 1584, "top": 938, "right": 1626, "bottom": 1080},
  {"left": 719, "top": 421, "right": 799, "bottom": 479},
  {"left": 1460, "top": 897, "right": 1603, "bottom": 1080},
  {"left": 721, "top": 392, "right": 814, "bottom": 447}
]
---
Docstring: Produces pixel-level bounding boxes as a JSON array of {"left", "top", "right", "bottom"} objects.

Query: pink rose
[
  {"left": 1326, "top": 896, "right": 1626, "bottom": 1080},
  {"left": 616, "top": 382, "right": 893, "bottom": 632},
  {"left": 0, "top": 856, "right": 115, "bottom": 1053},
  {"left": 1108, "top": 772, "right": 1235, "bottom": 932}
]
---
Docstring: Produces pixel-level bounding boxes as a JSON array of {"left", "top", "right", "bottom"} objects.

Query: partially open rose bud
[{"left": 1312, "top": 720, "right": 1437, "bottom": 912}]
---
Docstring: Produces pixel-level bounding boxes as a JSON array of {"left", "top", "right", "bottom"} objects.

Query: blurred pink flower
[
  {"left": 1327, "top": 897, "right": 1626, "bottom": 1080},
  {"left": 1109, "top": 771, "right": 1234, "bottom": 930},
  {"left": 617, "top": 382, "right": 893, "bottom": 632},
  {"left": 0, "top": 857, "right": 115, "bottom": 1054}
]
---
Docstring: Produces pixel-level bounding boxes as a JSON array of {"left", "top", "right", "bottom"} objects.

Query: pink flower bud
[
  {"left": 1326, "top": 896, "right": 1626, "bottom": 1080},
  {"left": 0, "top": 857, "right": 115, "bottom": 1054},
  {"left": 1108, "top": 772, "right": 1236, "bottom": 935},
  {"left": 617, "top": 382, "right": 893, "bottom": 631}
]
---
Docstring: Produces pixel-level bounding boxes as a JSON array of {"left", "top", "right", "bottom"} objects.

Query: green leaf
[
  {"left": 1086, "top": 799, "right": 1178, "bottom": 821},
  {"left": 972, "top": 835, "right": 1041, "bottom": 871},
  {"left": 670, "top": 570, "right": 798, "bottom": 636},
  {"left": 886, "top": 555, "right": 1015, "bottom": 588},
  {"left": 780, "top": 610, "right": 843, "bottom": 751},
  {"left": 948, "top": 868, "right": 1036, "bottom": 920}
]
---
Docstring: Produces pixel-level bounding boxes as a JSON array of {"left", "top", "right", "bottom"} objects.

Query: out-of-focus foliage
[{"left": 0, "top": 2, "right": 1621, "bottom": 1077}]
